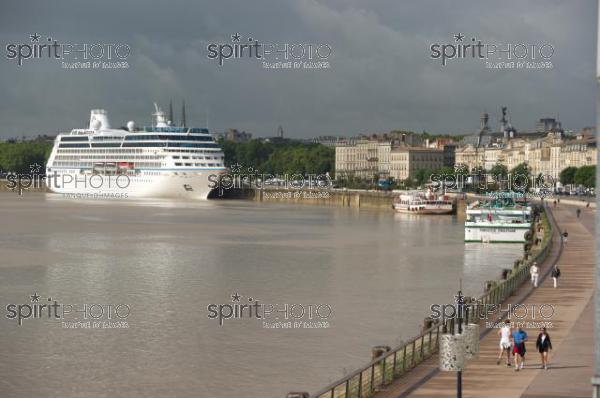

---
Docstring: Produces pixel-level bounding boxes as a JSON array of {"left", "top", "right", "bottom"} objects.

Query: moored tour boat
[
  {"left": 393, "top": 191, "right": 454, "bottom": 214},
  {"left": 464, "top": 197, "right": 532, "bottom": 243}
]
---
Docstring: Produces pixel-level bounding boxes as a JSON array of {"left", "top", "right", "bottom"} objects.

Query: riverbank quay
[
  {"left": 291, "top": 205, "right": 554, "bottom": 398},
  {"left": 252, "top": 187, "right": 396, "bottom": 210},
  {"left": 370, "top": 204, "right": 594, "bottom": 398},
  {"left": 0, "top": 178, "right": 47, "bottom": 193},
  {"left": 2, "top": 177, "right": 594, "bottom": 213},
  {"left": 252, "top": 187, "right": 596, "bottom": 213}
]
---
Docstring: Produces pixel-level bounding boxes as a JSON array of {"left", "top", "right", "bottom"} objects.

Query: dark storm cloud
[{"left": 0, "top": 0, "right": 596, "bottom": 138}]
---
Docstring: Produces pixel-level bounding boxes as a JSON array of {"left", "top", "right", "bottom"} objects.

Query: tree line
[
  {"left": 0, "top": 139, "right": 335, "bottom": 177},
  {"left": 559, "top": 165, "right": 595, "bottom": 188},
  {"left": 0, "top": 142, "right": 53, "bottom": 174},
  {"left": 219, "top": 139, "right": 334, "bottom": 175},
  {"left": 338, "top": 162, "right": 596, "bottom": 191}
]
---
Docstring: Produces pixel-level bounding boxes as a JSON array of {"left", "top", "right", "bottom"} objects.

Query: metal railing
[{"left": 309, "top": 205, "right": 554, "bottom": 398}]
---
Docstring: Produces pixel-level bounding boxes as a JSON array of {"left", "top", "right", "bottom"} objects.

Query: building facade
[
  {"left": 455, "top": 132, "right": 596, "bottom": 180},
  {"left": 334, "top": 140, "right": 392, "bottom": 179},
  {"left": 389, "top": 148, "right": 444, "bottom": 180},
  {"left": 336, "top": 140, "right": 449, "bottom": 181}
]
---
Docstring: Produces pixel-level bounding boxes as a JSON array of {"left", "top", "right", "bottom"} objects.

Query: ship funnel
[
  {"left": 152, "top": 102, "right": 169, "bottom": 127},
  {"left": 89, "top": 109, "right": 111, "bottom": 130}
]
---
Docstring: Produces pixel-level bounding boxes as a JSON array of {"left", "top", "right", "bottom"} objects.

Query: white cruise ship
[{"left": 45, "top": 104, "right": 226, "bottom": 199}]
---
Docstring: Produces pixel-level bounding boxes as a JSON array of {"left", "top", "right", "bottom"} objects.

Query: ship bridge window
[
  {"left": 189, "top": 128, "right": 209, "bottom": 134},
  {"left": 61, "top": 136, "right": 90, "bottom": 142},
  {"left": 167, "top": 142, "right": 219, "bottom": 149},
  {"left": 142, "top": 127, "right": 190, "bottom": 133},
  {"left": 91, "top": 143, "right": 122, "bottom": 148},
  {"left": 92, "top": 136, "right": 124, "bottom": 141},
  {"left": 122, "top": 142, "right": 167, "bottom": 148},
  {"left": 125, "top": 134, "right": 213, "bottom": 142},
  {"left": 58, "top": 143, "right": 90, "bottom": 148}
]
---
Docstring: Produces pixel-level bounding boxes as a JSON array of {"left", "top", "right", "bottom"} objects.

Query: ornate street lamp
[
  {"left": 439, "top": 334, "right": 465, "bottom": 372},
  {"left": 439, "top": 290, "right": 480, "bottom": 398},
  {"left": 463, "top": 323, "right": 480, "bottom": 360}
]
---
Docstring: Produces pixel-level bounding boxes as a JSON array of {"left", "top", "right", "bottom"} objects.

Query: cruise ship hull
[{"left": 46, "top": 170, "right": 224, "bottom": 200}]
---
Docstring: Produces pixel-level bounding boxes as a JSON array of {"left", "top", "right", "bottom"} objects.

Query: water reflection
[{"left": 0, "top": 193, "right": 523, "bottom": 397}]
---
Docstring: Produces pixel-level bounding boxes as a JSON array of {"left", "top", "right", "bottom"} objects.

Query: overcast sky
[{"left": 0, "top": 0, "right": 596, "bottom": 138}]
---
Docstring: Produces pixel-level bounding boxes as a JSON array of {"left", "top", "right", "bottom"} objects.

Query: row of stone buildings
[
  {"left": 335, "top": 140, "right": 455, "bottom": 180},
  {"left": 334, "top": 114, "right": 596, "bottom": 182},
  {"left": 455, "top": 131, "right": 596, "bottom": 179}
]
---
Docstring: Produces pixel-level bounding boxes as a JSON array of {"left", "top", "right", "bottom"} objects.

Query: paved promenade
[{"left": 375, "top": 204, "right": 595, "bottom": 398}]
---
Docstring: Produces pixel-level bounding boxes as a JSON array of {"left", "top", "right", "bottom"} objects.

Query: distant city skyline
[
  {"left": 0, "top": 107, "right": 593, "bottom": 141},
  {"left": 0, "top": 0, "right": 596, "bottom": 138}
]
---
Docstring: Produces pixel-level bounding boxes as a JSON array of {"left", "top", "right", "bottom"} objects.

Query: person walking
[
  {"left": 535, "top": 327, "right": 553, "bottom": 369},
  {"left": 563, "top": 230, "right": 568, "bottom": 245},
  {"left": 530, "top": 262, "right": 539, "bottom": 288},
  {"left": 512, "top": 326, "right": 528, "bottom": 371},
  {"left": 576, "top": 208, "right": 581, "bottom": 218},
  {"left": 496, "top": 319, "right": 512, "bottom": 367},
  {"left": 551, "top": 265, "right": 561, "bottom": 288},
  {"left": 553, "top": 199, "right": 557, "bottom": 208}
]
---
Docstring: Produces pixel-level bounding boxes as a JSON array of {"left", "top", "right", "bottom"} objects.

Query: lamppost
[
  {"left": 594, "top": 2, "right": 600, "bottom": 396},
  {"left": 593, "top": 3, "right": 600, "bottom": 396},
  {"left": 440, "top": 289, "right": 480, "bottom": 398},
  {"left": 456, "top": 290, "right": 465, "bottom": 397}
]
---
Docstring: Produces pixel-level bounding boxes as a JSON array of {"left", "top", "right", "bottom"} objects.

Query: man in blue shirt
[{"left": 512, "top": 327, "right": 528, "bottom": 371}]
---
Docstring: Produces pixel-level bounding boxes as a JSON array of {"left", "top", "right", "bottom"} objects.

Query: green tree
[
  {"left": 490, "top": 163, "right": 508, "bottom": 178},
  {"left": 574, "top": 165, "right": 595, "bottom": 188},
  {"left": 413, "top": 168, "right": 433, "bottom": 186},
  {"left": 0, "top": 142, "right": 52, "bottom": 174},
  {"left": 435, "top": 166, "right": 455, "bottom": 176},
  {"left": 218, "top": 139, "right": 334, "bottom": 176},
  {"left": 471, "top": 166, "right": 485, "bottom": 176},
  {"left": 559, "top": 166, "right": 578, "bottom": 185},
  {"left": 510, "top": 162, "right": 532, "bottom": 191},
  {"left": 510, "top": 162, "right": 530, "bottom": 177}
]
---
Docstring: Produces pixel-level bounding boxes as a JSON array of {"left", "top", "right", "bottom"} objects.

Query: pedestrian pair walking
[
  {"left": 530, "top": 262, "right": 562, "bottom": 288},
  {"left": 496, "top": 321, "right": 528, "bottom": 371}
]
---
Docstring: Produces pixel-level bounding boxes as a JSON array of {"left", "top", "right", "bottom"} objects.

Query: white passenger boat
[
  {"left": 393, "top": 191, "right": 454, "bottom": 214},
  {"left": 464, "top": 197, "right": 532, "bottom": 243}
]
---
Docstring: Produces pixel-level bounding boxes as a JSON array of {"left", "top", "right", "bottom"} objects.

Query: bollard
[
  {"left": 484, "top": 280, "right": 496, "bottom": 292},
  {"left": 422, "top": 316, "right": 434, "bottom": 331},
  {"left": 286, "top": 393, "right": 309, "bottom": 398},
  {"left": 371, "top": 345, "right": 391, "bottom": 360}
]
